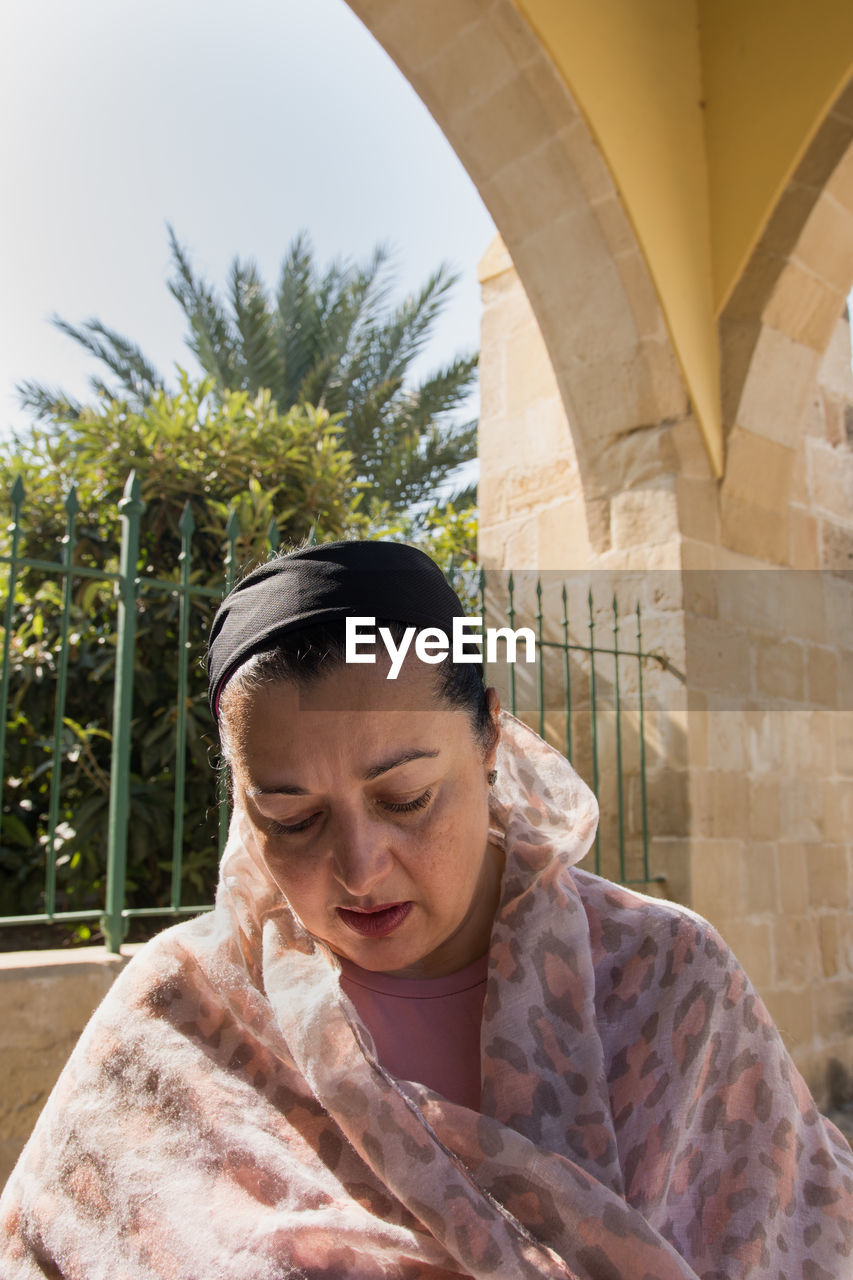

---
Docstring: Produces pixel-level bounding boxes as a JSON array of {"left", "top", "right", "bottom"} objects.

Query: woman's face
[{"left": 228, "top": 656, "right": 502, "bottom": 978}]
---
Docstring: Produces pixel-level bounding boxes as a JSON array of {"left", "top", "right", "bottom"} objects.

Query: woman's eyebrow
[
  {"left": 362, "top": 748, "right": 440, "bottom": 781},
  {"left": 249, "top": 749, "right": 440, "bottom": 797}
]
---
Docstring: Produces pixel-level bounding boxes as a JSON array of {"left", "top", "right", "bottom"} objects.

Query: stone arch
[
  {"left": 346, "top": 0, "right": 692, "bottom": 547},
  {"left": 719, "top": 74, "right": 853, "bottom": 567}
]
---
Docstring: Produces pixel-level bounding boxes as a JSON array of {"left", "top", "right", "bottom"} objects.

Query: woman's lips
[{"left": 336, "top": 902, "right": 413, "bottom": 938}]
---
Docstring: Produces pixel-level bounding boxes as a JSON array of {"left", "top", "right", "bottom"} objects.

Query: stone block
[
  {"left": 777, "top": 842, "right": 810, "bottom": 915},
  {"left": 684, "top": 617, "right": 751, "bottom": 700},
  {"left": 704, "top": 711, "right": 747, "bottom": 773},
  {"left": 671, "top": 418, "right": 715, "bottom": 480},
  {"left": 782, "top": 709, "right": 835, "bottom": 776},
  {"left": 481, "top": 0, "right": 544, "bottom": 81},
  {"left": 809, "top": 439, "right": 853, "bottom": 520},
  {"left": 742, "top": 710, "right": 787, "bottom": 774},
  {"left": 781, "top": 777, "right": 825, "bottom": 843},
  {"left": 797, "top": 113, "right": 853, "bottom": 189},
  {"left": 610, "top": 486, "right": 679, "bottom": 550},
  {"left": 505, "top": 325, "right": 562, "bottom": 423},
  {"left": 689, "top": 836, "right": 746, "bottom": 916},
  {"left": 747, "top": 778, "right": 782, "bottom": 841},
  {"left": 676, "top": 477, "right": 719, "bottom": 544},
  {"left": 822, "top": 780, "right": 853, "bottom": 846},
  {"left": 535, "top": 499, "right": 591, "bottom": 569},
  {"left": 793, "top": 194, "right": 853, "bottom": 289},
  {"left": 593, "top": 193, "right": 638, "bottom": 259},
  {"left": 814, "top": 978, "right": 853, "bottom": 1044},
  {"left": 816, "top": 313, "right": 853, "bottom": 402},
  {"left": 762, "top": 986, "right": 816, "bottom": 1053},
  {"left": 503, "top": 516, "right": 539, "bottom": 568},
  {"left": 715, "top": 565, "right": 827, "bottom": 645},
  {"left": 755, "top": 637, "right": 805, "bottom": 703},
  {"left": 819, "top": 395, "right": 850, "bottom": 448},
  {"left": 644, "top": 337, "right": 692, "bottom": 422},
  {"left": 834, "top": 714, "right": 853, "bottom": 776},
  {"left": 758, "top": 180, "right": 820, "bottom": 260},
  {"left": 735, "top": 326, "right": 821, "bottom": 451},
  {"left": 819, "top": 914, "right": 841, "bottom": 979},
  {"left": 451, "top": 71, "right": 558, "bottom": 196},
  {"left": 559, "top": 114, "right": 617, "bottom": 207},
  {"left": 643, "top": 762, "right": 689, "bottom": 838},
  {"left": 839, "top": 649, "right": 853, "bottom": 712},
  {"left": 481, "top": 135, "right": 586, "bottom": 252},
  {"left": 720, "top": 496, "right": 790, "bottom": 565},
  {"left": 372, "top": 0, "right": 485, "bottom": 74},
  {"left": 743, "top": 845, "right": 779, "bottom": 915},
  {"left": 553, "top": 351, "right": 658, "bottom": 445},
  {"left": 520, "top": 211, "right": 638, "bottom": 360},
  {"left": 477, "top": 233, "right": 514, "bottom": 284},
  {"left": 806, "top": 844, "right": 850, "bottom": 909},
  {"left": 712, "top": 771, "right": 751, "bottom": 839},
  {"left": 615, "top": 247, "right": 670, "bottom": 345},
  {"left": 717, "top": 918, "right": 774, "bottom": 993},
  {"left": 788, "top": 509, "right": 819, "bottom": 569},
  {"left": 595, "top": 422, "right": 681, "bottom": 495},
  {"left": 790, "top": 444, "right": 810, "bottom": 508},
  {"left": 764, "top": 262, "right": 845, "bottom": 352},
  {"left": 422, "top": 14, "right": 519, "bottom": 116},
  {"left": 773, "top": 915, "right": 821, "bottom": 986},
  {"left": 820, "top": 520, "right": 853, "bottom": 575},
  {"left": 648, "top": 837, "right": 691, "bottom": 907}
]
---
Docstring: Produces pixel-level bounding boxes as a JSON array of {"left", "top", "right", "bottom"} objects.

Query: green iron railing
[
  {"left": 0, "top": 477, "right": 667, "bottom": 953},
  {"left": 471, "top": 569, "right": 663, "bottom": 890}
]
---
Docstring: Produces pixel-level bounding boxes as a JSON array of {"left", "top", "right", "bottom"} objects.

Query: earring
[{"left": 487, "top": 769, "right": 498, "bottom": 786}]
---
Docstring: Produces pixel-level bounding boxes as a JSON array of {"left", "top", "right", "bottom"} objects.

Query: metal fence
[{"left": 0, "top": 473, "right": 665, "bottom": 954}]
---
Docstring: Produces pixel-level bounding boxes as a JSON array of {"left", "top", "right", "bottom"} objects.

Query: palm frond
[
  {"left": 166, "top": 225, "right": 240, "bottom": 392},
  {"left": 16, "top": 380, "right": 84, "bottom": 422},
  {"left": 51, "top": 316, "right": 164, "bottom": 404},
  {"left": 373, "top": 264, "right": 460, "bottom": 386},
  {"left": 229, "top": 259, "right": 278, "bottom": 395}
]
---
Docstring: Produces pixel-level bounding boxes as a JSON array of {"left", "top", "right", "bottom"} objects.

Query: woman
[{"left": 2, "top": 540, "right": 852, "bottom": 1279}]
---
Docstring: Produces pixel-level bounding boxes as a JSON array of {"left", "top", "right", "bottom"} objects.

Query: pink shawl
[{"left": 2, "top": 714, "right": 851, "bottom": 1278}]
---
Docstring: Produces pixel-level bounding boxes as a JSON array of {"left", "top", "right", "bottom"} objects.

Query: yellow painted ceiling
[{"left": 513, "top": 0, "right": 853, "bottom": 475}]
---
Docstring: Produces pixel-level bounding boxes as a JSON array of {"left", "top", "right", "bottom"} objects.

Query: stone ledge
[{"left": 0, "top": 944, "right": 145, "bottom": 979}]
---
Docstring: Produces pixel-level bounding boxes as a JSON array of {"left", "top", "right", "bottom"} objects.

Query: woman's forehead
[
  {"left": 234, "top": 663, "right": 473, "bottom": 784},
  {"left": 248, "top": 653, "right": 449, "bottom": 714}
]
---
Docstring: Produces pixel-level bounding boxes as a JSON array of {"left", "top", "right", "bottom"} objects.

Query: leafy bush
[
  {"left": 0, "top": 377, "right": 364, "bottom": 932},
  {"left": 0, "top": 378, "right": 478, "bottom": 942}
]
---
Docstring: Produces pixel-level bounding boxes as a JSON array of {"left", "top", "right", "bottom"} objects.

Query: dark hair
[{"left": 218, "top": 618, "right": 495, "bottom": 765}]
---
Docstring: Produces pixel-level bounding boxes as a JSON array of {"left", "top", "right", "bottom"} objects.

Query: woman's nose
[{"left": 331, "top": 814, "right": 394, "bottom": 897}]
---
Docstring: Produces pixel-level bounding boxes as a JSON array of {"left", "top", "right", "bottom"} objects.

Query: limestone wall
[{"left": 479, "top": 240, "right": 853, "bottom": 1107}]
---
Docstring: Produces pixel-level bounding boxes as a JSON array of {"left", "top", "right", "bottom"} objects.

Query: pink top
[{"left": 339, "top": 953, "right": 489, "bottom": 1110}]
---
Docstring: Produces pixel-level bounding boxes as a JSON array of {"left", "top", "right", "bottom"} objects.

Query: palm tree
[{"left": 19, "top": 228, "right": 478, "bottom": 511}]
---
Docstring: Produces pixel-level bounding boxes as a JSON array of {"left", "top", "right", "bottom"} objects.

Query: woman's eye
[
  {"left": 381, "top": 789, "right": 432, "bottom": 815},
  {"left": 267, "top": 813, "right": 320, "bottom": 836},
  {"left": 265, "top": 790, "right": 432, "bottom": 835}
]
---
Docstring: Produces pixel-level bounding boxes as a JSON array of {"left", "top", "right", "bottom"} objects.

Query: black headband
[{"left": 207, "top": 540, "right": 466, "bottom": 716}]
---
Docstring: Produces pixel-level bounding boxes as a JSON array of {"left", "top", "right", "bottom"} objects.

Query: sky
[{"left": 0, "top": 0, "right": 496, "bottom": 441}]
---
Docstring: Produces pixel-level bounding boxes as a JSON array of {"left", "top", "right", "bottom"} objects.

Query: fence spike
[
  {"left": 64, "top": 485, "right": 79, "bottom": 518},
  {"left": 10, "top": 474, "right": 25, "bottom": 509},
  {"left": 178, "top": 500, "right": 195, "bottom": 536},
  {"left": 121, "top": 470, "right": 143, "bottom": 506},
  {"left": 225, "top": 508, "right": 239, "bottom": 540},
  {"left": 267, "top": 517, "right": 280, "bottom": 552}
]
